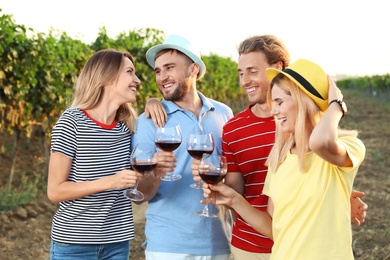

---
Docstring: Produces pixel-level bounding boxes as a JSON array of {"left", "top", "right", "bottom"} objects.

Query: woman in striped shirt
[{"left": 47, "top": 49, "right": 170, "bottom": 260}]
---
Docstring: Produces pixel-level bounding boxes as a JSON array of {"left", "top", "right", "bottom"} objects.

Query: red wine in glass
[
  {"left": 196, "top": 154, "right": 227, "bottom": 218},
  {"left": 156, "top": 141, "right": 181, "bottom": 152},
  {"left": 186, "top": 130, "right": 214, "bottom": 189},
  {"left": 187, "top": 149, "right": 213, "bottom": 160},
  {"left": 132, "top": 162, "right": 157, "bottom": 174},
  {"left": 154, "top": 125, "right": 182, "bottom": 181},
  {"left": 124, "top": 143, "right": 157, "bottom": 201},
  {"left": 199, "top": 171, "right": 226, "bottom": 184}
]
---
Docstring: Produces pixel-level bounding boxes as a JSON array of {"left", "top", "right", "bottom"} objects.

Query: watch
[{"left": 329, "top": 99, "right": 347, "bottom": 118}]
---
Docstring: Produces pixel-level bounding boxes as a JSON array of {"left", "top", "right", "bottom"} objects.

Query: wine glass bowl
[
  {"left": 186, "top": 129, "right": 214, "bottom": 189},
  {"left": 198, "top": 167, "right": 226, "bottom": 184},
  {"left": 123, "top": 143, "right": 157, "bottom": 201},
  {"left": 196, "top": 154, "right": 227, "bottom": 218},
  {"left": 156, "top": 141, "right": 181, "bottom": 152},
  {"left": 186, "top": 133, "right": 214, "bottom": 159},
  {"left": 154, "top": 125, "right": 182, "bottom": 181}
]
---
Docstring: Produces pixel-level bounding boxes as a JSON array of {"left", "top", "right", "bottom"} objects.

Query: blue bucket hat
[{"left": 146, "top": 35, "right": 206, "bottom": 80}]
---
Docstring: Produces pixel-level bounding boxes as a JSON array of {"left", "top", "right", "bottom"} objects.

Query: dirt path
[{"left": 0, "top": 197, "right": 147, "bottom": 260}]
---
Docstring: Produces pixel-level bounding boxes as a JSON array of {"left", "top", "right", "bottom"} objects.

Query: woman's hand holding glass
[
  {"left": 123, "top": 143, "right": 157, "bottom": 201},
  {"left": 123, "top": 147, "right": 177, "bottom": 202},
  {"left": 111, "top": 169, "right": 143, "bottom": 190},
  {"left": 200, "top": 181, "right": 236, "bottom": 208},
  {"left": 196, "top": 154, "right": 227, "bottom": 218}
]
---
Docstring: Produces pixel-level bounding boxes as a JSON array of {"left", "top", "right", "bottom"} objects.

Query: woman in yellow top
[{"left": 201, "top": 59, "right": 366, "bottom": 260}]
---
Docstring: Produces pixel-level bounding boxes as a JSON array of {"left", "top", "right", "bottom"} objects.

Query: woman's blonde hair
[
  {"left": 266, "top": 74, "right": 358, "bottom": 172},
  {"left": 70, "top": 49, "right": 138, "bottom": 132}
]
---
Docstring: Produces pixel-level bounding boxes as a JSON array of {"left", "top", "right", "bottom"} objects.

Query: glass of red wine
[
  {"left": 196, "top": 154, "right": 227, "bottom": 218},
  {"left": 186, "top": 126, "right": 214, "bottom": 189},
  {"left": 123, "top": 143, "right": 157, "bottom": 201},
  {"left": 154, "top": 125, "right": 182, "bottom": 181}
]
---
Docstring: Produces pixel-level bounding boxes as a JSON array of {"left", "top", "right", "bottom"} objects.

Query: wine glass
[
  {"left": 186, "top": 126, "right": 214, "bottom": 189},
  {"left": 154, "top": 125, "right": 182, "bottom": 181},
  {"left": 123, "top": 143, "right": 157, "bottom": 201},
  {"left": 196, "top": 154, "right": 227, "bottom": 218}
]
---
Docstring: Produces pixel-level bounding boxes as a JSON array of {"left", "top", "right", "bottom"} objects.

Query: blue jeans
[{"left": 50, "top": 240, "right": 130, "bottom": 260}]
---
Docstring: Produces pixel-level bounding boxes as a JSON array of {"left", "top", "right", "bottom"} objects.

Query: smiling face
[
  {"left": 110, "top": 56, "right": 140, "bottom": 105},
  {"left": 153, "top": 50, "right": 195, "bottom": 102},
  {"left": 238, "top": 51, "right": 272, "bottom": 105},
  {"left": 271, "top": 83, "right": 297, "bottom": 133}
]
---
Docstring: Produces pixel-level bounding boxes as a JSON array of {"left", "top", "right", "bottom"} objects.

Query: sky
[{"left": 1, "top": 0, "right": 389, "bottom": 77}]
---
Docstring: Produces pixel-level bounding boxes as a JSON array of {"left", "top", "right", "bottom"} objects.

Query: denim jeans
[{"left": 50, "top": 240, "right": 130, "bottom": 260}]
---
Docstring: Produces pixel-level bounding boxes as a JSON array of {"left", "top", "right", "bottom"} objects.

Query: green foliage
[
  {"left": 0, "top": 173, "right": 41, "bottom": 212},
  {"left": 201, "top": 54, "right": 247, "bottom": 113},
  {"left": 33, "top": 31, "right": 92, "bottom": 130},
  {"left": 0, "top": 12, "right": 34, "bottom": 135},
  {"left": 1, "top": 8, "right": 389, "bottom": 210},
  {"left": 92, "top": 27, "right": 167, "bottom": 113},
  {"left": 337, "top": 74, "right": 390, "bottom": 99},
  {"left": 0, "top": 190, "right": 34, "bottom": 212},
  {"left": 0, "top": 11, "right": 93, "bottom": 139},
  {"left": 201, "top": 54, "right": 238, "bottom": 99}
]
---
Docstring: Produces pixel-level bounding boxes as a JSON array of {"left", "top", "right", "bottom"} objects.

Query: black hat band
[{"left": 283, "top": 68, "right": 324, "bottom": 100}]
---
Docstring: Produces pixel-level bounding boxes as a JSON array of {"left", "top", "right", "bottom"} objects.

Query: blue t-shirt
[{"left": 132, "top": 92, "right": 233, "bottom": 255}]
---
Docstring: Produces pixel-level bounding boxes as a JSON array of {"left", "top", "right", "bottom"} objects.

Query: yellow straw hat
[{"left": 265, "top": 59, "right": 329, "bottom": 112}]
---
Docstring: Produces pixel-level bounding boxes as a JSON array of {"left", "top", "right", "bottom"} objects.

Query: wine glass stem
[
  {"left": 202, "top": 204, "right": 210, "bottom": 215},
  {"left": 131, "top": 180, "right": 140, "bottom": 194}
]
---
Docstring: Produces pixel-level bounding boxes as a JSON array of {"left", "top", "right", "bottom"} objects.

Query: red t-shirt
[{"left": 222, "top": 105, "right": 275, "bottom": 253}]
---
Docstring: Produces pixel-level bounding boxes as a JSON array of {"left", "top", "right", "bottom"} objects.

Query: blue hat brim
[{"left": 146, "top": 41, "right": 206, "bottom": 80}]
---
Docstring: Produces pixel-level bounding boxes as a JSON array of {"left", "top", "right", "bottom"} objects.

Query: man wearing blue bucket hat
[{"left": 132, "top": 35, "right": 234, "bottom": 259}]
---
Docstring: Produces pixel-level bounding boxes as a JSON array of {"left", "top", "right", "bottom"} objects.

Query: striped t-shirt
[
  {"left": 50, "top": 108, "right": 134, "bottom": 244},
  {"left": 222, "top": 104, "right": 275, "bottom": 253}
]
